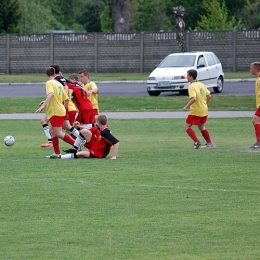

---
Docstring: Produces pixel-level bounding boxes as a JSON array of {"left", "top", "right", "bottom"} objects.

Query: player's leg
[
  {"left": 198, "top": 120, "right": 214, "bottom": 148},
  {"left": 40, "top": 115, "right": 53, "bottom": 148},
  {"left": 60, "top": 151, "right": 91, "bottom": 159},
  {"left": 184, "top": 116, "right": 200, "bottom": 148},
  {"left": 63, "top": 128, "right": 92, "bottom": 153},
  {"left": 250, "top": 114, "right": 260, "bottom": 148}
]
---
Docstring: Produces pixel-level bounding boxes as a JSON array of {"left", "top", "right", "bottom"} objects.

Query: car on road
[{"left": 147, "top": 51, "right": 224, "bottom": 96}]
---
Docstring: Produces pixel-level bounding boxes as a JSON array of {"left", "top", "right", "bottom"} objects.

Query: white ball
[{"left": 4, "top": 135, "right": 15, "bottom": 146}]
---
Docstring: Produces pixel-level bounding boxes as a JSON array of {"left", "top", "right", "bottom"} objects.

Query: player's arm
[
  {"left": 183, "top": 97, "right": 196, "bottom": 111},
  {"left": 206, "top": 94, "right": 211, "bottom": 103},
  {"left": 35, "top": 92, "right": 54, "bottom": 113},
  {"left": 111, "top": 142, "right": 119, "bottom": 159}
]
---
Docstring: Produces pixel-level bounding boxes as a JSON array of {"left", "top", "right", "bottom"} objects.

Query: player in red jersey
[
  {"left": 65, "top": 74, "right": 95, "bottom": 127},
  {"left": 61, "top": 114, "right": 119, "bottom": 159}
]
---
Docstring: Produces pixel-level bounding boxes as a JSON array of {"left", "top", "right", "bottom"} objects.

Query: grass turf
[
  {"left": 0, "top": 118, "right": 259, "bottom": 259},
  {"left": 0, "top": 95, "right": 256, "bottom": 113}
]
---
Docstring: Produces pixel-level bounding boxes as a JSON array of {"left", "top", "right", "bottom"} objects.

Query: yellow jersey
[
  {"left": 255, "top": 77, "right": 260, "bottom": 108},
  {"left": 188, "top": 81, "right": 210, "bottom": 117},
  {"left": 46, "top": 79, "right": 68, "bottom": 119},
  {"left": 82, "top": 81, "right": 99, "bottom": 113}
]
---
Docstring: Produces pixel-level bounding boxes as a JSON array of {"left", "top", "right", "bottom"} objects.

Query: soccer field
[{"left": 0, "top": 118, "right": 259, "bottom": 259}]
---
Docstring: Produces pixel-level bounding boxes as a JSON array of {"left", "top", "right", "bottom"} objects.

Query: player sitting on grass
[{"left": 61, "top": 114, "right": 119, "bottom": 159}]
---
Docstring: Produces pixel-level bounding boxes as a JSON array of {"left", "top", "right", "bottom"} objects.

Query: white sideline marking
[{"left": 7, "top": 177, "right": 260, "bottom": 194}]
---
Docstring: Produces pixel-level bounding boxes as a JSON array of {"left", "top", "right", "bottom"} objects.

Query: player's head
[
  {"left": 250, "top": 62, "right": 260, "bottom": 75},
  {"left": 79, "top": 69, "right": 90, "bottom": 84},
  {"left": 187, "top": 69, "right": 197, "bottom": 80},
  {"left": 97, "top": 114, "right": 107, "bottom": 126},
  {"left": 50, "top": 64, "right": 60, "bottom": 75},
  {"left": 45, "top": 67, "right": 55, "bottom": 77},
  {"left": 69, "top": 73, "right": 79, "bottom": 82}
]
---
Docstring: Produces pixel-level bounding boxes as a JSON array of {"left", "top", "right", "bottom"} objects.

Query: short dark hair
[
  {"left": 50, "top": 64, "right": 60, "bottom": 74},
  {"left": 187, "top": 69, "right": 197, "bottom": 80},
  {"left": 78, "top": 69, "right": 89, "bottom": 76},
  {"left": 97, "top": 114, "right": 107, "bottom": 125},
  {"left": 69, "top": 73, "right": 79, "bottom": 81},
  {"left": 250, "top": 62, "right": 260, "bottom": 72},
  {"left": 46, "top": 67, "right": 55, "bottom": 77}
]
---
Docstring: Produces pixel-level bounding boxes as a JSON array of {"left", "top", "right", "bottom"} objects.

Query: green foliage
[
  {"left": 76, "top": 0, "right": 104, "bottom": 32},
  {"left": 0, "top": 0, "right": 21, "bottom": 33},
  {"left": 18, "top": 0, "right": 65, "bottom": 33},
  {"left": 196, "top": 0, "right": 242, "bottom": 30},
  {"left": 133, "top": 0, "right": 172, "bottom": 31},
  {"left": 1, "top": 118, "right": 260, "bottom": 259},
  {"left": 240, "top": 0, "right": 260, "bottom": 29},
  {"left": 0, "top": 95, "right": 256, "bottom": 113},
  {"left": 100, "top": 5, "right": 113, "bottom": 32}
]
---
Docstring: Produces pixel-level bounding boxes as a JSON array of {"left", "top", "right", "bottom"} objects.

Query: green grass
[
  {"left": 0, "top": 95, "right": 256, "bottom": 113},
  {"left": 0, "top": 118, "right": 260, "bottom": 259},
  {"left": 0, "top": 72, "right": 254, "bottom": 83}
]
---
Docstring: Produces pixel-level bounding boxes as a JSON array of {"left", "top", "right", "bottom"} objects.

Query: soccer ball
[{"left": 4, "top": 135, "right": 15, "bottom": 146}]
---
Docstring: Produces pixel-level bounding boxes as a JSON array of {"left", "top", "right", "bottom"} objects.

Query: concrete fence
[{"left": 0, "top": 30, "right": 259, "bottom": 74}]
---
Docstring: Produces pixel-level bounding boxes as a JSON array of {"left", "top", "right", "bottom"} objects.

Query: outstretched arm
[{"left": 110, "top": 142, "right": 119, "bottom": 159}]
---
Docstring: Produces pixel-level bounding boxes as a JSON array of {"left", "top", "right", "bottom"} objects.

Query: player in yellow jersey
[
  {"left": 35, "top": 67, "right": 75, "bottom": 158},
  {"left": 249, "top": 62, "right": 260, "bottom": 148},
  {"left": 79, "top": 69, "right": 99, "bottom": 126},
  {"left": 183, "top": 69, "right": 214, "bottom": 149}
]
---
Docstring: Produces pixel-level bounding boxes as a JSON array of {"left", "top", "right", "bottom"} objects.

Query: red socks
[
  {"left": 201, "top": 129, "right": 212, "bottom": 144},
  {"left": 254, "top": 124, "right": 260, "bottom": 143},
  {"left": 186, "top": 128, "right": 198, "bottom": 142}
]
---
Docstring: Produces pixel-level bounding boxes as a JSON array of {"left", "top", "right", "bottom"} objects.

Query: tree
[
  {"left": 112, "top": 0, "right": 130, "bottom": 33},
  {"left": 196, "top": 0, "right": 242, "bottom": 30},
  {"left": 133, "top": 0, "right": 172, "bottom": 31},
  {"left": 100, "top": 4, "right": 113, "bottom": 32},
  {"left": 76, "top": 1, "right": 104, "bottom": 32},
  {"left": 240, "top": 0, "right": 260, "bottom": 29},
  {"left": 0, "top": 0, "right": 21, "bottom": 33},
  {"left": 18, "top": 0, "right": 64, "bottom": 33}
]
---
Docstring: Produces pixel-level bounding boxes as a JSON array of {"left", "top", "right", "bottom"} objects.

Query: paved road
[{"left": 0, "top": 80, "right": 255, "bottom": 97}]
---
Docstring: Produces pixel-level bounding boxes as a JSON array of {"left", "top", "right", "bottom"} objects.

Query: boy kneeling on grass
[{"left": 61, "top": 114, "right": 119, "bottom": 159}]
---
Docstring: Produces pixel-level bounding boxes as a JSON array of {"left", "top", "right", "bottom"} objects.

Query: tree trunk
[{"left": 112, "top": 0, "right": 130, "bottom": 33}]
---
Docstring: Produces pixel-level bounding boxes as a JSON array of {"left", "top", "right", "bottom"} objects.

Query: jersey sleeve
[{"left": 101, "top": 129, "right": 119, "bottom": 145}]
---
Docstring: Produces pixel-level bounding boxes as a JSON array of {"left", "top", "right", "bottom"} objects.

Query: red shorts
[
  {"left": 186, "top": 115, "right": 208, "bottom": 125},
  {"left": 76, "top": 109, "right": 95, "bottom": 124},
  {"left": 84, "top": 135, "right": 97, "bottom": 150},
  {"left": 255, "top": 108, "right": 260, "bottom": 117},
  {"left": 50, "top": 115, "right": 65, "bottom": 127},
  {"left": 68, "top": 110, "right": 76, "bottom": 125}
]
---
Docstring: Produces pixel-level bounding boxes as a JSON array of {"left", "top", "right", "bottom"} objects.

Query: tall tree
[
  {"left": 18, "top": 0, "right": 64, "bottom": 33},
  {"left": 133, "top": 0, "right": 171, "bottom": 31},
  {"left": 76, "top": 1, "right": 104, "bottom": 32},
  {"left": 196, "top": 0, "right": 242, "bottom": 30},
  {"left": 0, "top": 0, "right": 21, "bottom": 33},
  {"left": 240, "top": 0, "right": 260, "bottom": 29},
  {"left": 112, "top": 0, "right": 130, "bottom": 33}
]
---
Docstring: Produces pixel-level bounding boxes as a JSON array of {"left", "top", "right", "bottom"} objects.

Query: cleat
[
  {"left": 40, "top": 142, "right": 53, "bottom": 148},
  {"left": 201, "top": 143, "right": 215, "bottom": 148},
  {"left": 62, "top": 147, "right": 77, "bottom": 153},
  {"left": 46, "top": 153, "right": 61, "bottom": 159},
  {"left": 193, "top": 141, "right": 201, "bottom": 149},
  {"left": 250, "top": 142, "right": 260, "bottom": 149}
]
